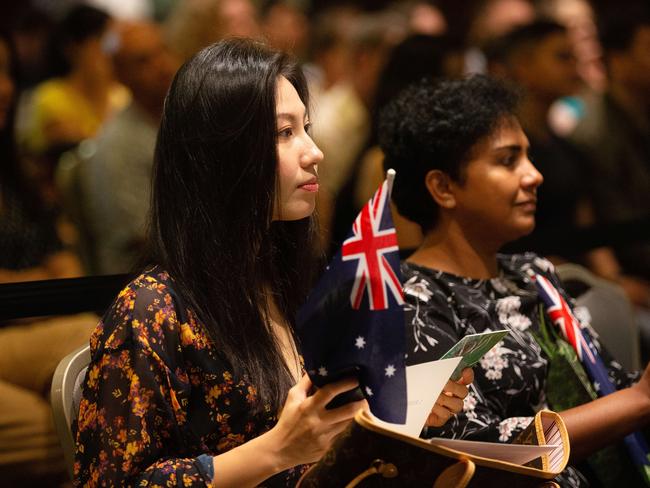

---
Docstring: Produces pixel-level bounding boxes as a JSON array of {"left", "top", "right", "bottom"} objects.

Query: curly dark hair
[{"left": 378, "top": 74, "right": 520, "bottom": 231}]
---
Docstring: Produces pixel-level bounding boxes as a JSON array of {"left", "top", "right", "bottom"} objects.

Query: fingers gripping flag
[
  {"left": 534, "top": 273, "right": 650, "bottom": 485},
  {"left": 297, "top": 170, "right": 407, "bottom": 423}
]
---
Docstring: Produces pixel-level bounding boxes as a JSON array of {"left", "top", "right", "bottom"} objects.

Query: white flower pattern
[
  {"left": 498, "top": 417, "right": 533, "bottom": 442},
  {"left": 401, "top": 253, "right": 638, "bottom": 488}
]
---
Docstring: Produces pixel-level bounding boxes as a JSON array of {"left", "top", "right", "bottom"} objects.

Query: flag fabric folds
[
  {"left": 296, "top": 174, "right": 407, "bottom": 424},
  {"left": 534, "top": 273, "right": 650, "bottom": 485}
]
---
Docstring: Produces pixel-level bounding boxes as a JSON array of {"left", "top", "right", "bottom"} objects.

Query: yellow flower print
[
  {"left": 180, "top": 323, "right": 197, "bottom": 346},
  {"left": 207, "top": 384, "right": 222, "bottom": 402},
  {"left": 87, "top": 365, "right": 100, "bottom": 388},
  {"left": 77, "top": 398, "right": 97, "bottom": 431}
]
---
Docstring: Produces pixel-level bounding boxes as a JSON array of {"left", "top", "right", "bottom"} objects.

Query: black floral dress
[
  {"left": 73, "top": 266, "right": 306, "bottom": 487},
  {"left": 402, "top": 253, "right": 638, "bottom": 487}
]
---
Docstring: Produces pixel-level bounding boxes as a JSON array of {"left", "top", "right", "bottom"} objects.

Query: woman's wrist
[
  {"left": 209, "top": 428, "right": 289, "bottom": 488},
  {"left": 630, "top": 378, "right": 650, "bottom": 420},
  {"left": 250, "top": 426, "right": 292, "bottom": 475}
]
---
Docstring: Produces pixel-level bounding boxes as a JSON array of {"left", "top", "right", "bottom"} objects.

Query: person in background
[
  {"left": 311, "top": 10, "right": 403, "bottom": 248},
  {"left": 487, "top": 21, "right": 592, "bottom": 262},
  {"left": 24, "top": 4, "right": 127, "bottom": 157},
  {"left": 379, "top": 74, "right": 650, "bottom": 487},
  {"left": 73, "top": 38, "right": 471, "bottom": 487},
  {"left": 82, "top": 21, "right": 179, "bottom": 275},
  {"left": 569, "top": 7, "right": 650, "bottom": 314},
  {"left": 20, "top": 4, "right": 128, "bottom": 205},
  {"left": 0, "top": 29, "right": 96, "bottom": 487},
  {"left": 164, "top": 0, "right": 261, "bottom": 61},
  {"left": 332, "top": 33, "right": 464, "bottom": 258},
  {"left": 261, "top": 0, "right": 310, "bottom": 61}
]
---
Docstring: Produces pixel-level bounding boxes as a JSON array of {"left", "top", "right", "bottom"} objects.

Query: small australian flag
[{"left": 296, "top": 170, "right": 407, "bottom": 423}]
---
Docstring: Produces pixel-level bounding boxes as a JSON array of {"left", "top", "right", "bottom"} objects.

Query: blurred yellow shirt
[{"left": 25, "top": 78, "right": 129, "bottom": 154}]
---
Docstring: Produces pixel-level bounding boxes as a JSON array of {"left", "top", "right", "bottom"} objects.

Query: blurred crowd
[{"left": 0, "top": 0, "right": 649, "bottom": 484}]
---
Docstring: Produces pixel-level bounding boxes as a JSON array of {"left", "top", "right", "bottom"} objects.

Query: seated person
[
  {"left": 73, "top": 38, "right": 471, "bottom": 487},
  {"left": 0, "top": 30, "right": 96, "bottom": 486},
  {"left": 378, "top": 74, "right": 650, "bottom": 487}
]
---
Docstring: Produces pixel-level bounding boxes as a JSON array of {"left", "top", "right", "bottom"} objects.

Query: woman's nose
[
  {"left": 521, "top": 158, "right": 543, "bottom": 189},
  {"left": 301, "top": 140, "right": 324, "bottom": 167}
]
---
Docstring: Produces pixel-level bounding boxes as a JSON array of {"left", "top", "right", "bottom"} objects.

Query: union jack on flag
[
  {"left": 296, "top": 171, "right": 407, "bottom": 423},
  {"left": 535, "top": 274, "right": 596, "bottom": 364},
  {"left": 533, "top": 272, "right": 650, "bottom": 483},
  {"left": 342, "top": 178, "right": 404, "bottom": 310}
]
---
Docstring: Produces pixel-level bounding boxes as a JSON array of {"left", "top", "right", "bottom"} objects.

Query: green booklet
[{"left": 440, "top": 330, "right": 510, "bottom": 381}]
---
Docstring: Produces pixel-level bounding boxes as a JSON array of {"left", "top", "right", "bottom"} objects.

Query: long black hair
[{"left": 148, "top": 38, "right": 321, "bottom": 413}]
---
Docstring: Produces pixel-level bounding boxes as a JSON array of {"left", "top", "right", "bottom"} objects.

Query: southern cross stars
[
  {"left": 355, "top": 336, "right": 366, "bottom": 349},
  {"left": 385, "top": 364, "right": 396, "bottom": 377}
]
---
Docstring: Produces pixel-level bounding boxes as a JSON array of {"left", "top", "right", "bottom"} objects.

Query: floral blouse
[
  {"left": 73, "top": 266, "right": 306, "bottom": 487},
  {"left": 402, "top": 253, "right": 637, "bottom": 487}
]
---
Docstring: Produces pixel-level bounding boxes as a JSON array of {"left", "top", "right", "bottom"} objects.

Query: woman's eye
[
  {"left": 502, "top": 155, "right": 516, "bottom": 167},
  {"left": 304, "top": 122, "right": 312, "bottom": 134},
  {"left": 278, "top": 127, "right": 293, "bottom": 138}
]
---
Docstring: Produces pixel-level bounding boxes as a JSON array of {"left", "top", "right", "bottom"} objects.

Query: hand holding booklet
[{"left": 440, "top": 329, "right": 510, "bottom": 381}]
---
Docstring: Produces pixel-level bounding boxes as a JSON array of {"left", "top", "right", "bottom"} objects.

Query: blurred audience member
[
  {"left": 465, "top": 0, "right": 536, "bottom": 74},
  {"left": 0, "top": 29, "right": 96, "bottom": 487},
  {"left": 311, "top": 10, "right": 404, "bottom": 247},
  {"left": 261, "top": 0, "right": 310, "bottom": 60},
  {"left": 488, "top": 21, "right": 592, "bottom": 263},
  {"left": 408, "top": 1, "right": 447, "bottom": 36},
  {"left": 82, "top": 21, "right": 178, "bottom": 274},
  {"left": 493, "top": 16, "right": 650, "bottom": 361},
  {"left": 340, "top": 34, "right": 464, "bottom": 256},
  {"left": 307, "top": 6, "right": 359, "bottom": 92},
  {"left": 24, "top": 4, "right": 127, "bottom": 156},
  {"left": 538, "top": 0, "right": 605, "bottom": 93},
  {"left": 164, "top": 0, "right": 260, "bottom": 61},
  {"left": 10, "top": 8, "right": 54, "bottom": 90},
  {"left": 569, "top": 7, "right": 650, "bottom": 342}
]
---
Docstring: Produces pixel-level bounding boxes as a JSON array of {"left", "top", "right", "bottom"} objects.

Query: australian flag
[
  {"left": 296, "top": 170, "right": 407, "bottom": 423},
  {"left": 534, "top": 273, "right": 650, "bottom": 484}
]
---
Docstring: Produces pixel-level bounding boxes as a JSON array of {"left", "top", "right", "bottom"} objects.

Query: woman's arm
[
  {"left": 211, "top": 375, "right": 364, "bottom": 488},
  {"left": 560, "top": 363, "right": 650, "bottom": 461}
]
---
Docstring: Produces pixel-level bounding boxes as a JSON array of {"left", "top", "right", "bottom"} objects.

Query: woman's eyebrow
[
  {"left": 276, "top": 111, "right": 308, "bottom": 122},
  {"left": 492, "top": 144, "right": 525, "bottom": 153}
]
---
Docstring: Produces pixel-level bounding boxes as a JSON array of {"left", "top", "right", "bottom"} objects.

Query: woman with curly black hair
[{"left": 379, "top": 74, "right": 650, "bottom": 487}]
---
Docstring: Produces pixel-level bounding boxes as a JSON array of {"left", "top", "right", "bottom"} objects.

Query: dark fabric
[
  {"left": 73, "top": 266, "right": 307, "bottom": 487},
  {"left": 571, "top": 93, "right": 650, "bottom": 279},
  {"left": 0, "top": 188, "right": 62, "bottom": 270},
  {"left": 402, "top": 253, "right": 640, "bottom": 487}
]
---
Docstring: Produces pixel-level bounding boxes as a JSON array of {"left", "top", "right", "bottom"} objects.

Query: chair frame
[
  {"left": 556, "top": 263, "right": 641, "bottom": 371},
  {"left": 51, "top": 344, "right": 91, "bottom": 479}
]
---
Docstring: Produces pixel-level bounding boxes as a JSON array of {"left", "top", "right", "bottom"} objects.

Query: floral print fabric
[
  {"left": 73, "top": 266, "right": 305, "bottom": 487},
  {"left": 402, "top": 253, "right": 637, "bottom": 487}
]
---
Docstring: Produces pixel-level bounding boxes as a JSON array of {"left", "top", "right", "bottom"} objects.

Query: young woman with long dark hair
[{"left": 73, "top": 38, "right": 470, "bottom": 487}]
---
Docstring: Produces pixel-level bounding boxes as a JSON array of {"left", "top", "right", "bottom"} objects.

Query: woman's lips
[{"left": 299, "top": 183, "right": 319, "bottom": 192}]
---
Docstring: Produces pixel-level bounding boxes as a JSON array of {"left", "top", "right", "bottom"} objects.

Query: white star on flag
[
  {"left": 365, "top": 386, "right": 373, "bottom": 397},
  {"left": 385, "top": 364, "right": 396, "bottom": 377},
  {"left": 355, "top": 336, "right": 366, "bottom": 349},
  {"left": 318, "top": 366, "right": 328, "bottom": 376}
]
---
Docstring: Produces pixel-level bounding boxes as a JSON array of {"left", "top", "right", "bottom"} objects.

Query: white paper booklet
[{"left": 429, "top": 438, "right": 560, "bottom": 466}]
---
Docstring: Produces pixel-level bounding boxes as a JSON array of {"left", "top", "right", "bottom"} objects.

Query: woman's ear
[{"left": 424, "top": 169, "right": 456, "bottom": 209}]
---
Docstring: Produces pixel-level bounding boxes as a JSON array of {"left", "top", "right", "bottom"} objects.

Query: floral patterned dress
[
  {"left": 402, "top": 253, "right": 638, "bottom": 487},
  {"left": 73, "top": 266, "right": 306, "bottom": 487}
]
